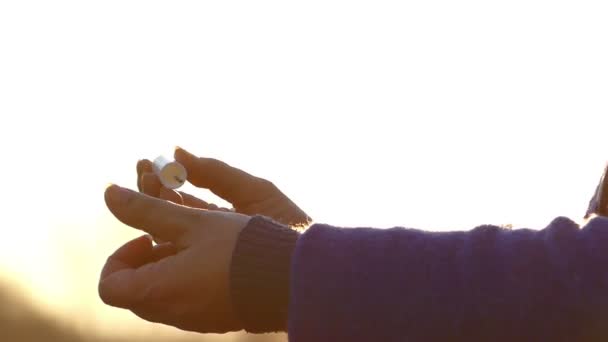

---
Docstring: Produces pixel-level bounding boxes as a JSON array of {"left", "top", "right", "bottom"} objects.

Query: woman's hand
[
  {"left": 137, "top": 147, "right": 311, "bottom": 227},
  {"left": 99, "top": 185, "right": 250, "bottom": 333}
]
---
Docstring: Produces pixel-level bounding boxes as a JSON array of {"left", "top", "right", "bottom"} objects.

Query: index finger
[
  {"left": 136, "top": 159, "right": 153, "bottom": 192},
  {"left": 105, "top": 185, "right": 199, "bottom": 244}
]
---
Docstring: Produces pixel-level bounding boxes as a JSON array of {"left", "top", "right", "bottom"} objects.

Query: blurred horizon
[
  {"left": 0, "top": 280, "right": 285, "bottom": 341},
  {"left": 1, "top": 0, "right": 607, "bottom": 341}
]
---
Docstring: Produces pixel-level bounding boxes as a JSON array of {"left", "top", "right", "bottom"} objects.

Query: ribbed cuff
[{"left": 230, "top": 215, "right": 300, "bottom": 333}]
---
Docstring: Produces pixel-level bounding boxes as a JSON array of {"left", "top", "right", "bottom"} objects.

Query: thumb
[{"left": 105, "top": 185, "right": 195, "bottom": 244}]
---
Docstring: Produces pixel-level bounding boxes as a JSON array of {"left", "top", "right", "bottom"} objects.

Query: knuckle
[
  {"left": 98, "top": 281, "right": 115, "bottom": 306},
  {"left": 199, "top": 157, "right": 217, "bottom": 166},
  {"left": 260, "top": 178, "right": 277, "bottom": 191},
  {"left": 205, "top": 158, "right": 229, "bottom": 171},
  {"left": 178, "top": 207, "right": 206, "bottom": 228},
  {"left": 139, "top": 281, "right": 164, "bottom": 302},
  {"left": 124, "top": 193, "right": 144, "bottom": 210}
]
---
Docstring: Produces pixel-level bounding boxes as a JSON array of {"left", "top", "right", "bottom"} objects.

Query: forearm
[
  {"left": 231, "top": 215, "right": 608, "bottom": 341},
  {"left": 290, "top": 216, "right": 608, "bottom": 341},
  {"left": 230, "top": 216, "right": 300, "bottom": 332}
]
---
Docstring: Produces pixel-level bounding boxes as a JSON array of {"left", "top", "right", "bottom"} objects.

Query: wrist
[{"left": 230, "top": 215, "right": 300, "bottom": 333}]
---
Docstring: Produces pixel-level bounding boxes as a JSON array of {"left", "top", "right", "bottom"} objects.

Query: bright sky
[{"left": 1, "top": 0, "right": 607, "bottom": 338}]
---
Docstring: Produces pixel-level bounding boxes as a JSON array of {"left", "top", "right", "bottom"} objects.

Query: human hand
[
  {"left": 99, "top": 184, "right": 250, "bottom": 333},
  {"left": 137, "top": 147, "right": 311, "bottom": 227}
]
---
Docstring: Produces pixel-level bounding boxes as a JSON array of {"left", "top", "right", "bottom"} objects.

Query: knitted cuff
[{"left": 230, "top": 215, "right": 300, "bottom": 333}]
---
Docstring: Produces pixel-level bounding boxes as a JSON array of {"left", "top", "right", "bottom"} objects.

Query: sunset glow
[{"left": 1, "top": 1, "right": 607, "bottom": 340}]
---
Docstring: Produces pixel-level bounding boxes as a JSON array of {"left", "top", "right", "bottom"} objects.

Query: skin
[
  {"left": 99, "top": 147, "right": 311, "bottom": 333},
  {"left": 138, "top": 147, "right": 311, "bottom": 227}
]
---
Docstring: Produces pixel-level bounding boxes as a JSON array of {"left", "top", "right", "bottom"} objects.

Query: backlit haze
[{"left": 1, "top": 1, "right": 607, "bottom": 341}]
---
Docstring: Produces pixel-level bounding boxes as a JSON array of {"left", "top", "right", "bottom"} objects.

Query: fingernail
[
  {"left": 106, "top": 185, "right": 135, "bottom": 206},
  {"left": 136, "top": 159, "right": 145, "bottom": 173},
  {"left": 174, "top": 146, "right": 193, "bottom": 159}
]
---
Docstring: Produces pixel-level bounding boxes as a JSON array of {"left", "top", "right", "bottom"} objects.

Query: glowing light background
[{"left": 1, "top": 1, "right": 606, "bottom": 340}]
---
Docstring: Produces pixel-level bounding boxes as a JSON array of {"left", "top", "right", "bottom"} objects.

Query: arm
[
  {"left": 586, "top": 163, "right": 608, "bottom": 219},
  {"left": 104, "top": 153, "right": 608, "bottom": 340},
  {"left": 231, "top": 215, "right": 608, "bottom": 341}
]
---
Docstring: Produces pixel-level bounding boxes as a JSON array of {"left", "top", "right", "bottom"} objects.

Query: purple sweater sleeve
[{"left": 288, "top": 216, "right": 608, "bottom": 341}]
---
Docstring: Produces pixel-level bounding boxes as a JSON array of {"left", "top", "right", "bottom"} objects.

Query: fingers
[
  {"left": 150, "top": 242, "right": 178, "bottom": 262},
  {"left": 105, "top": 185, "right": 196, "bottom": 243},
  {"left": 178, "top": 191, "right": 233, "bottom": 211},
  {"left": 137, "top": 159, "right": 153, "bottom": 192},
  {"left": 138, "top": 159, "right": 163, "bottom": 198},
  {"left": 100, "top": 235, "right": 154, "bottom": 280},
  {"left": 160, "top": 186, "right": 184, "bottom": 205},
  {"left": 141, "top": 166, "right": 183, "bottom": 205},
  {"left": 175, "top": 147, "right": 266, "bottom": 204},
  {"left": 142, "top": 172, "right": 162, "bottom": 197},
  {"left": 99, "top": 255, "right": 177, "bottom": 308},
  {"left": 179, "top": 191, "right": 210, "bottom": 209},
  {"left": 137, "top": 155, "right": 232, "bottom": 211},
  {"left": 99, "top": 236, "right": 178, "bottom": 308},
  {"left": 100, "top": 236, "right": 177, "bottom": 279},
  {"left": 136, "top": 159, "right": 152, "bottom": 175}
]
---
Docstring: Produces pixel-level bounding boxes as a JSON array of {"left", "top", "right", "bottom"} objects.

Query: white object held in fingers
[{"left": 152, "top": 155, "right": 188, "bottom": 189}]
